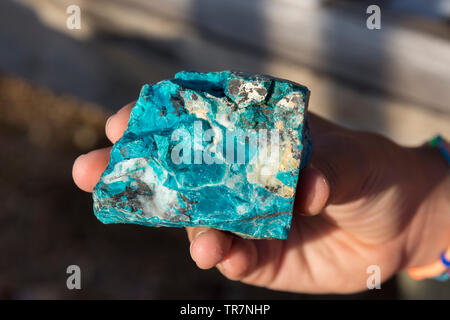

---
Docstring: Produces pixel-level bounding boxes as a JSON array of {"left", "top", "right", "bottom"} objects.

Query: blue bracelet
[
  {"left": 434, "top": 271, "right": 450, "bottom": 282},
  {"left": 441, "top": 252, "right": 450, "bottom": 267},
  {"left": 429, "top": 135, "right": 450, "bottom": 166}
]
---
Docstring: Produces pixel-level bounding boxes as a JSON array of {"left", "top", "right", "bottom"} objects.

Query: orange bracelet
[{"left": 408, "top": 248, "right": 450, "bottom": 281}]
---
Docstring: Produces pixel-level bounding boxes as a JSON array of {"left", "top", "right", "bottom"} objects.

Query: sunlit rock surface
[{"left": 93, "top": 71, "right": 311, "bottom": 239}]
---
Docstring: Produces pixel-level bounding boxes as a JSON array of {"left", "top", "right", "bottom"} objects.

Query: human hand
[{"left": 73, "top": 102, "right": 450, "bottom": 293}]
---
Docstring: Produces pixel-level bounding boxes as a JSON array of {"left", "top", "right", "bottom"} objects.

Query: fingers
[
  {"left": 72, "top": 102, "right": 135, "bottom": 193},
  {"left": 72, "top": 147, "right": 111, "bottom": 192},
  {"left": 105, "top": 101, "right": 135, "bottom": 143},
  {"left": 187, "top": 227, "right": 258, "bottom": 281},
  {"left": 188, "top": 227, "right": 233, "bottom": 269},
  {"left": 217, "top": 237, "right": 258, "bottom": 281}
]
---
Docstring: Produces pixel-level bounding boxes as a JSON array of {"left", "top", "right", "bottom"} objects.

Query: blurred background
[{"left": 0, "top": 0, "right": 449, "bottom": 299}]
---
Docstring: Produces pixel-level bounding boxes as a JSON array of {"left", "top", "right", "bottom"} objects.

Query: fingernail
[
  {"left": 105, "top": 115, "right": 113, "bottom": 130},
  {"left": 189, "top": 230, "right": 208, "bottom": 256},
  {"left": 216, "top": 263, "right": 225, "bottom": 272},
  {"left": 217, "top": 261, "right": 227, "bottom": 271},
  {"left": 74, "top": 153, "right": 87, "bottom": 163}
]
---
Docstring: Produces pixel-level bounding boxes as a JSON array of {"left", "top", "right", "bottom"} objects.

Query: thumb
[{"left": 295, "top": 130, "right": 373, "bottom": 215}]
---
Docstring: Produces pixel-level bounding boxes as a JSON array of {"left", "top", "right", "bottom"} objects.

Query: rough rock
[{"left": 93, "top": 71, "right": 311, "bottom": 239}]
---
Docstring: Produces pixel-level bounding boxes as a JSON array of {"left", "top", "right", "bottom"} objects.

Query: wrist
[{"left": 404, "top": 143, "right": 450, "bottom": 269}]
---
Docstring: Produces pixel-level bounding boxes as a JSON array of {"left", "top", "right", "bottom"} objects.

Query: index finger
[{"left": 105, "top": 101, "right": 135, "bottom": 143}]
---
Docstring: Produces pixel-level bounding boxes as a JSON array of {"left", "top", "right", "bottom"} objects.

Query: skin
[{"left": 73, "top": 101, "right": 450, "bottom": 294}]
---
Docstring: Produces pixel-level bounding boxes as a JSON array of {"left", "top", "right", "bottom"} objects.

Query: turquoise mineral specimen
[{"left": 93, "top": 71, "right": 311, "bottom": 239}]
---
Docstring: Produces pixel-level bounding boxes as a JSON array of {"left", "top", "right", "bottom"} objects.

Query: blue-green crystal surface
[{"left": 93, "top": 71, "right": 311, "bottom": 239}]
